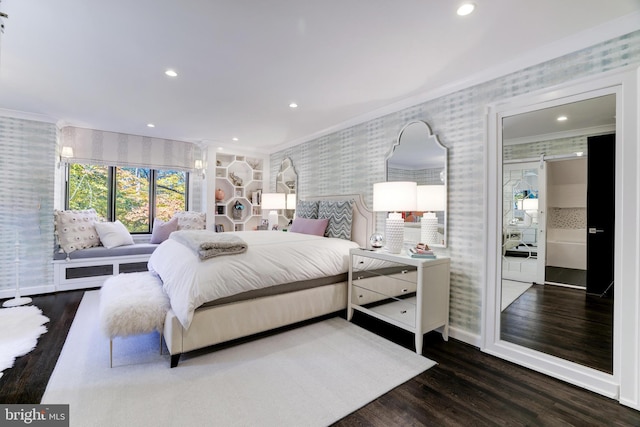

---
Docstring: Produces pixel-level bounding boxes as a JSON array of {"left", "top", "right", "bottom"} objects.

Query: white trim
[
  {"left": 271, "top": 13, "right": 640, "bottom": 152},
  {"left": 504, "top": 124, "right": 616, "bottom": 146},
  {"left": 0, "top": 108, "right": 57, "bottom": 123},
  {"left": 484, "top": 65, "right": 640, "bottom": 406},
  {"left": 0, "top": 284, "right": 56, "bottom": 299}
]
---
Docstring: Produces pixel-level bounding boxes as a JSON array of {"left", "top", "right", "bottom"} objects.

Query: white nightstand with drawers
[{"left": 347, "top": 248, "right": 450, "bottom": 354}]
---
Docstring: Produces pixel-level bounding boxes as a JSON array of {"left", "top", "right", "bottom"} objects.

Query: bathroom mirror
[
  {"left": 386, "top": 120, "right": 447, "bottom": 248},
  {"left": 276, "top": 157, "right": 297, "bottom": 221}
]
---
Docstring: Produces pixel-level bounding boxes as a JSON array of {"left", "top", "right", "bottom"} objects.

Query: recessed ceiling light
[
  {"left": 147, "top": 123, "right": 155, "bottom": 128},
  {"left": 557, "top": 115, "right": 568, "bottom": 121},
  {"left": 289, "top": 102, "right": 298, "bottom": 108},
  {"left": 232, "top": 137, "right": 239, "bottom": 141},
  {"left": 165, "top": 69, "right": 178, "bottom": 77},
  {"left": 457, "top": 3, "right": 475, "bottom": 16}
]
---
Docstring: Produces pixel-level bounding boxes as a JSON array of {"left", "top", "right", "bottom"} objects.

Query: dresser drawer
[{"left": 351, "top": 271, "right": 417, "bottom": 305}]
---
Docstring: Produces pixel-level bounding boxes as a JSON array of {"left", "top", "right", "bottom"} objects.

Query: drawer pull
[
  {"left": 400, "top": 310, "right": 407, "bottom": 314},
  {"left": 401, "top": 269, "right": 409, "bottom": 274},
  {"left": 359, "top": 294, "right": 364, "bottom": 299},
  {"left": 358, "top": 260, "right": 364, "bottom": 265},
  {"left": 402, "top": 288, "right": 408, "bottom": 293},
  {"left": 356, "top": 275, "right": 364, "bottom": 280}
]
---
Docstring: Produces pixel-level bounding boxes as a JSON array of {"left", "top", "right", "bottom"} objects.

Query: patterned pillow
[
  {"left": 174, "top": 211, "right": 206, "bottom": 230},
  {"left": 54, "top": 209, "right": 101, "bottom": 253},
  {"left": 296, "top": 200, "right": 319, "bottom": 219},
  {"left": 318, "top": 200, "right": 354, "bottom": 240}
]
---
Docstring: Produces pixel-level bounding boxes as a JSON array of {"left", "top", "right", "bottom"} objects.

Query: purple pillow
[
  {"left": 150, "top": 216, "right": 179, "bottom": 244},
  {"left": 289, "top": 217, "right": 329, "bottom": 236}
]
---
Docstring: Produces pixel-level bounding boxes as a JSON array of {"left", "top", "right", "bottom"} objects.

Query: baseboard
[{"left": 446, "top": 325, "right": 482, "bottom": 347}]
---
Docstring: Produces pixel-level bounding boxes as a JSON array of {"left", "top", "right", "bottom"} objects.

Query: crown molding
[{"left": 0, "top": 107, "right": 57, "bottom": 123}]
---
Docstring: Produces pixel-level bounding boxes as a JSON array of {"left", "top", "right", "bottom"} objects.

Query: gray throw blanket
[{"left": 170, "top": 230, "right": 248, "bottom": 260}]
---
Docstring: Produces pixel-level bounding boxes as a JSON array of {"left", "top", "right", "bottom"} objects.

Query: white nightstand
[{"left": 348, "top": 248, "right": 450, "bottom": 354}]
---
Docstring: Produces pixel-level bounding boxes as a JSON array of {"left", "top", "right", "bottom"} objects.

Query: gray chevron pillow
[
  {"left": 296, "top": 200, "right": 319, "bottom": 219},
  {"left": 318, "top": 200, "right": 354, "bottom": 240}
]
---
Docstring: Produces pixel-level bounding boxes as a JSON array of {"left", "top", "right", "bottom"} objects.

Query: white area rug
[
  {"left": 502, "top": 280, "right": 532, "bottom": 311},
  {"left": 43, "top": 291, "right": 436, "bottom": 427},
  {"left": 0, "top": 305, "right": 49, "bottom": 379}
]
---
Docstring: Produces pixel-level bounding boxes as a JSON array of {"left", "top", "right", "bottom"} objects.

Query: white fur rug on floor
[
  {"left": 43, "top": 290, "right": 436, "bottom": 427},
  {"left": 0, "top": 305, "right": 49, "bottom": 379}
]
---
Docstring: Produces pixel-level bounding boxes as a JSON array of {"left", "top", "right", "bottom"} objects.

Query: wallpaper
[
  {"left": 271, "top": 30, "right": 640, "bottom": 337},
  {"left": 0, "top": 117, "right": 56, "bottom": 293}
]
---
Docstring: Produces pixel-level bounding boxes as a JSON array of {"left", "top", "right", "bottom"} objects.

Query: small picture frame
[{"left": 215, "top": 224, "right": 224, "bottom": 233}]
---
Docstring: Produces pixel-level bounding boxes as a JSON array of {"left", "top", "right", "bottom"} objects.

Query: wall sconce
[
  {"left": 58, "top": 146, "right": 74, "bottom": 168},
  {"left": 417, "top": 185, "right": 446, "bottom": 246},
  {"left": 194, "top": 159, "right": 205, "bottom": 179},
  {"left": 261, "top": 193, "right": 286, "bottom": 230},
  {"left": 373, "top": 181, "right": 417, "bottom": 254}
]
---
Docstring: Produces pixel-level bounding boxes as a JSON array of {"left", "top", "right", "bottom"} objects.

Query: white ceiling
[{"left": 0, "top": 1, "right": 639, "bottom": 153}]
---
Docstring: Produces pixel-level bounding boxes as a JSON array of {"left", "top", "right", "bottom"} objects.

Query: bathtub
[{"left": 546, "top": 228, "right": 586, "bottom": 270}]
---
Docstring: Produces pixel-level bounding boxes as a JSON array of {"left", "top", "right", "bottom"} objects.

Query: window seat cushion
[{"left": 53, "top": 243, "right": 159, "bottom": 261}]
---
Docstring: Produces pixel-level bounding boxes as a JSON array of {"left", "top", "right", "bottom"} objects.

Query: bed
[{"left": 150, "top": 194, "right": 375, "bottom": 367}]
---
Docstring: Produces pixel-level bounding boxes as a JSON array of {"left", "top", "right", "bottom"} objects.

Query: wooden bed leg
[{"left": 170, "top": 354, "right": 181, "bottom": 368}]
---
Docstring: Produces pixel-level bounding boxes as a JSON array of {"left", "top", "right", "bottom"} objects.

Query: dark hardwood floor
[
  {"left": 2, "top": 289, "right": 638, "bottom": 426},
  {"left": 501, "top": 283, "right": 613, "bottom": 373}
]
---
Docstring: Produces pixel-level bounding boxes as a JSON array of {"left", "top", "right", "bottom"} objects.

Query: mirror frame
[
  {"left": 484, "top": 66, "right": 640, "bottom": 401},
  {"left": 386, "top": 120, "right": 448, "bottom": 248},
  {"left": 276, "top": 157, "right": 297, "bottom": 221}
]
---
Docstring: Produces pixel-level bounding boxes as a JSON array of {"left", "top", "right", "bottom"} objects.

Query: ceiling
[{"left": 0, "top": 1, "right": 638, "bottom": 154}]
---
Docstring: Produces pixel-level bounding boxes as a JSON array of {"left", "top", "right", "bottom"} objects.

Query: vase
[{"left": 215, "top": 188, "right": 225, "bottom": 201}]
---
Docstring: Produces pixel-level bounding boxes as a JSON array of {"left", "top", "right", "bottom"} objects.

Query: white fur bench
[{"left": 99, "top": 272, "right": 170, "bottom": 367}]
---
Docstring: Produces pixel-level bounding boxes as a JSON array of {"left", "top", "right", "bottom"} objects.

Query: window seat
[{"left": 52, "top": 243, "right": 159, "bottom": 291}]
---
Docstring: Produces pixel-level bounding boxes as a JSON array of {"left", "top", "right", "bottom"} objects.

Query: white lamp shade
[
  {"left": 60, "top": 146, "right": 74, "bottom": 158},
  {"left": 416, "top": 185, "right": 446, "bottom": 211},
  {"left": 286, "top": 194, "right": 297, "bottom": 210},
  {"left": 261, "top": 193, "right": 286, "bottom": 210},
  {"left": 373, "top": 182, "right": 417, "bottom": 212},
  {"left": 194, "top": 159, "right": 203, "bottom": 169},
  {"left": 521, "top": 198, "right": 538, "bottom": 211}
]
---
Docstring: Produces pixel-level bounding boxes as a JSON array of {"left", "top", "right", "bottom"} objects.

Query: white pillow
[
  {"left": 174, "top": 211, "right": 206, "bottom": 230},
  {"left": 94, "top": 220, "right": 134, "bottom": 249}
]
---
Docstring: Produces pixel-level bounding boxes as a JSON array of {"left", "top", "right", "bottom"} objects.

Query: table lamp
[
  {"left": 417, "top": 185, "right": 446, "bottom": 246},
  {"left": 373, "top": 181, "right": 417, "bottom": 253},
  {"left": 261, "top": 193, "right": 286, "bottom": 230}
]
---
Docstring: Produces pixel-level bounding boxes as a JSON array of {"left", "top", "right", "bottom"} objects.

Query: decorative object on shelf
[
  {"left": 232, "top": 201, "right": 245, "bottom": 220},
  {"left": 216, "top": 160, "right": 221, "bottom": 166},
  {"left": 416, "top": 185, "right": 446, "bottom": 246},
  {"left": 369, "top": 233, "right": 384, "bottom": 249},
  {"left": 373, "top": 181, "right": 417, "bottom": 254},
  {"left": 247, "top": 160, "right": 260, "bottom": 169},
  {"left": 215, "top": 188, "right": 225, "bottom": 202},
  {"left": 229, "top": 172, "right": 243, "bottom": 186},
  {"left": 261, "top": 193, "right": 286, "bottom": 231}
]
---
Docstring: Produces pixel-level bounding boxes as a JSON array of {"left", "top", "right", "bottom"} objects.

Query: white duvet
[{"left": 148, "top": 231, "right": 361, "bottom": 329}]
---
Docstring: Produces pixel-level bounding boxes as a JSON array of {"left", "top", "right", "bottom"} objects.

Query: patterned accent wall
[
  {"left": 547, "top": 208, "right": 587, "bottom": 229},
  {"left": 0, "top": 117, "right": 56, "bottom": 293},
  {"left": 272, "top": 31, "right": 640, "bottom": 336}
]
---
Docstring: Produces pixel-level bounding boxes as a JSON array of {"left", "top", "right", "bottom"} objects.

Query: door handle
[{"left": 588, "top": 228, "right": 604, "bottom": 234}]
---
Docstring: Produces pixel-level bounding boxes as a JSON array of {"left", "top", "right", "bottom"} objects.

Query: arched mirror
[
  {"left": 386, "top": 120, "right": 448, "bottom": 248},
  {"left": 276, "top": 157, "right": 297, "bottom": 221}
]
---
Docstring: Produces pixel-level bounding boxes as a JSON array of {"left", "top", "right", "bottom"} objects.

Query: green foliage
[{"left": 68, "top": 164, "right": 186, "bottom": 232}]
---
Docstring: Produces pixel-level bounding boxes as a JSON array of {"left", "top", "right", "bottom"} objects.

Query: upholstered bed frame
[{"left": 163, "top": 194, "right": 374, "bottom": 367}]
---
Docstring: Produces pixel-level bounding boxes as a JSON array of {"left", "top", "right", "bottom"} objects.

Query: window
[{"left": 67, "top": 164, "right": 188, "bottom": 233}]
